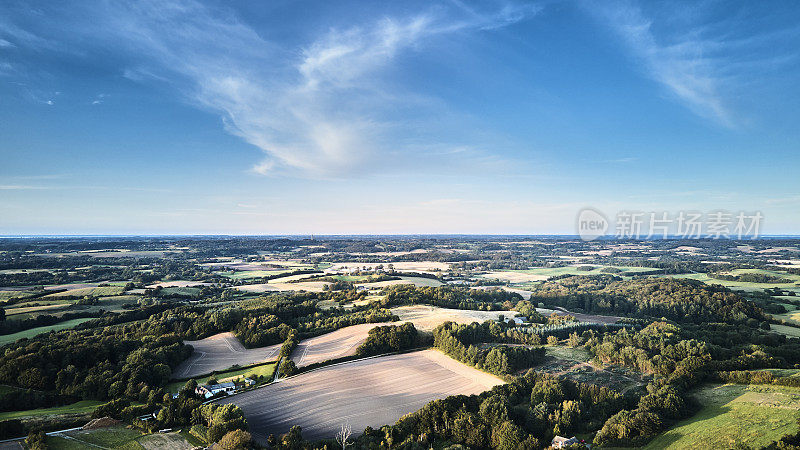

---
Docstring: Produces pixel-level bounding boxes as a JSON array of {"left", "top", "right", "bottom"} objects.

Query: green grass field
[
  {"left": 0, "top": 317, "right": 95, "bottom": 346},
  {"left": 0, "top": 290, "right": 37, "bottom": 301},
  {"left": 775, "top": 306, "right": 800, "bottom": 325},
  {"left": 5, "top": 296, "right": 136, "bottom": 321},
  {"left": 44, "top": 286, "right": 126, "bottom": 299},
  {"left": 158, "top": 286, "right": 202, "bottom": 297},
  {"left": 756, "top": 368, "right": 800, "bottom": 377},
  {"left": 544, "top": 346, "right": 592, "bottom": 362},
  {"left": 165, "top": 361, "right": 277, "bottom": 393},
  {"left": 644, "top": 384, "right": 800, "bottom": 449},
  {"left": 771, "top": 324, "right": 800, "bottom": 338},
  {"left": 0, "top": 400, "right": 102, "bottom": 420},
  {"left": 664, "top": 270, "right": 800, "bottom": 294}
]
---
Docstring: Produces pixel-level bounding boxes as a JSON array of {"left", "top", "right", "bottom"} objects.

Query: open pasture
[
  {"left": 391, "top": 305, "right": 511, "bottom": 331},
  {"left": 0, "top": 290, "right": 37, "bottom": 302},
  {"left": 5, "top": 296, "right": 135, "bottom": 321},
  {"left": 0, "top": 400, "right": 102, "bottom": 421},
  {"left": 219, "top": 349, "right": 503, "bottom": 442},
  {"left": 292, "top": 323, "right": 384, "bottom": 367},
  {"left": 644, "top": 383, "right": 800, "bottom": 449},
  {"left": 770, "top": 324, "right": 800, "bottom": 338},
  {"left": 0, "top": 318, "right": 96, "bottom": 346},
  {"left": 43, "top": 285, "right": 125, "bottom": 299},
  {"left": 776, "top": 309, "right": 800, "bottom": 326},
  {"left": 665, "top": 271, "right": 800, "bottom": 293},
  {"left": 172, "top": 332, "right": 281, "bottom": 379}
]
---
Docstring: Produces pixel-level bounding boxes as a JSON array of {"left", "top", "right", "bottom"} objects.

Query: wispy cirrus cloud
[
  {"left": 587, "top": 1, "right": 797, "bottom": 128},
  {"left": 2, "top": 0, "right": 541, "bottom": 177},
  {"left": 588, "top": 1, "right": 734, "bottom": 126}
]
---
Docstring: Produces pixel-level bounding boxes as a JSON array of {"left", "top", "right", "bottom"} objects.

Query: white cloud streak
[
  {"left": 589, "top": 1, "right": 739, "bottom": 126},
  {"left": 84, "top": 0, "right": 540, "bottom": 176}
]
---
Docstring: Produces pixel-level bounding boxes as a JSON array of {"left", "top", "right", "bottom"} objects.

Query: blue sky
[{"left": 0, "top": 0, "right": 799, "bottom": 235}]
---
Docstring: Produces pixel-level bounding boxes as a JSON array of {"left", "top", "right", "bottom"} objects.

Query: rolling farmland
[
  {"left": 391, "top": 305, "right": 513, "bottom": 331},
  {"left": 292, "top": 323, "right": 384, "bottom": 367},
  {"left": 172, "top": 332, "right": 281, "bottom": 379},
  {"left": 219, "top": 349, "right": 503, "bottom": 442}
]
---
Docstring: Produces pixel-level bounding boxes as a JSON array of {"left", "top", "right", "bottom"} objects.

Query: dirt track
[
  {"left": 219, "top": 349, "right": 503, "bottom": 442},
  {"left": 292, "top": 323, "right": 384, "bottom": 367},
  {"left": 172, "top": 332, "right": 280, "bottom": 379}
]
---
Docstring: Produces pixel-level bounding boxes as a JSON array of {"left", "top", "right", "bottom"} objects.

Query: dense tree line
[
  {"left": 709, "top": 271, "right": 792, "bottom": 284},
  {"left": 355, "top": 323, "right": 421, "bottom": 356},
  {"left": 433, "top": 322, "right": 545, "bottom": 377},
  {"left": 579, "top": 317, "right": 800, "bottom": 446},
  {"left": 529, "top": 275, "right": 767, "bottom": 324},
  {"left": 0, "top": 388, "right": 71, "bottom": 413},
  {"left": 377, "top": 285, "right": 523, "bottom": 311}
]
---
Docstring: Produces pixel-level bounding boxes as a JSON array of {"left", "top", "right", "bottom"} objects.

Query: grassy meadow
[
  {"left": 0, "top": 400, "right": 103, "bottom": 421},
  {"left": 644, "top": 384, "right": 800, "bottom": 449},
  {"left": 0, "top": 317, "right": 95, "bottom": 346}
]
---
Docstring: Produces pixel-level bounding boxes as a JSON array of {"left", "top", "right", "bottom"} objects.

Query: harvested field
[
  {"left": 234, "top": 281, "right": 328, "bottom": 293},
  {"left": 172, "top": 332, "right": 281, "bottom": 379},
  {"left": 391, "top": 305, "right": 512, "bottom": 331},
  {"left": 273, "top": 281, "right": 328, "bottom": 292},
  {"left": 220, "top": 349, "right": 503, "bottom": 442},
  {"left": 325, "top": 261, "right": 450, "bottom": 274},
  {"left": 475, "top": 285, "right": 533, "bottom": 299},
  {"left": 4, "top": 303, "right": 69, "bottom": 316},
  {"left": 358, "top": 276, "right": 444, "bottom": 288},
  {"left": 234, "top": 283, "right": 283, "bottom": 293},
  {"left": 292, "top": 323, "right": 384, "bottom": 367}
]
